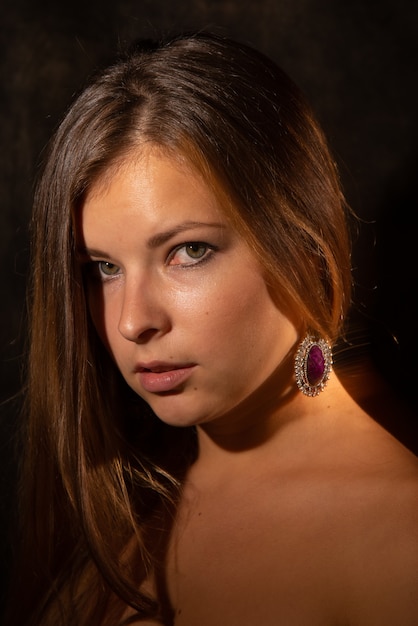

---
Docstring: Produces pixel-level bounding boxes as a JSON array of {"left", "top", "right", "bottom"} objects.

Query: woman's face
[{"left": 78, "top": 147, "right": 298, "bottom": 428}]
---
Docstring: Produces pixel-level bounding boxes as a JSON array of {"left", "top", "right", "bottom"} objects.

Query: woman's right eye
[
  {"left": 84, "top": 260, "right": 121, "bottom": 282},
  {"left": 98, "top": 261, "right": 120, "bottom": 277}
]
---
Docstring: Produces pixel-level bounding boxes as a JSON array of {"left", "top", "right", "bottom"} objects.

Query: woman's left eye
[{"left": 168, "top": 242, "right": 214, "bottom": 266}]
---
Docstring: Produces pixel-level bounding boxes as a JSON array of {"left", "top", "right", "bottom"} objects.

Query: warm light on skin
[{"left": 78, "top": 147, "right": 299, "bottom": 431}]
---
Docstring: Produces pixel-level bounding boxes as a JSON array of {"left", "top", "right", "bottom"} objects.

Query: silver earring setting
[{"left": 294, "top": 335, "right": 332, "bottom": 397}]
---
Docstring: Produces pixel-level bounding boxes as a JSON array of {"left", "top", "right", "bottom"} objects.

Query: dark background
[{"left": 1, "top": 0, "right": 417, "bottom": 605}]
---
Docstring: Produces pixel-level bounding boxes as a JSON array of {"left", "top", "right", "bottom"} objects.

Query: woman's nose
[{"left": 118, "top": 277, "right": 170, "bottom": 342}]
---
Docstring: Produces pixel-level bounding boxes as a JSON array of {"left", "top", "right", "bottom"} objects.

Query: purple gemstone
[{"left": 306, "top": 344, "right": 325, "bottom": 386}]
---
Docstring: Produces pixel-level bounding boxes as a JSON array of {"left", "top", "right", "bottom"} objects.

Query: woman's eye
[
  {"left": 82, "top": 261, "right": 121, "bottom": 281},
  {"left": 98, "top": 261, "right": 120, "bottom": 276},
  {"left": 168, "top": 242, "right": 214, "bottom": 266}
]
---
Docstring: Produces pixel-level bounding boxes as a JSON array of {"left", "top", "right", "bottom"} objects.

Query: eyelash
[
  {"left": 167, "top": 242, "right": 217, "bottom": 267},
  {"left": 83, "top": 260, "right": 120, "bottom": 283}
]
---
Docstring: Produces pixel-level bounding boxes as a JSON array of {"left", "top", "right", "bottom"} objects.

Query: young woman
[{"left": 6, "top": 32, "right": 418, "bottom": 625}]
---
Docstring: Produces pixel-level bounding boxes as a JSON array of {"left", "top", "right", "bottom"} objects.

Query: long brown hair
[{"left": 6, "top": 31, "right": 351, "bottom": 625}]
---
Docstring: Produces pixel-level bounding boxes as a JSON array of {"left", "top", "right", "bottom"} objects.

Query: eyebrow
[
  {"left": 146, "top": 221, "right": 224, "bottom": 248},
  {"left": 77, "top": 221, "right": 224, "bottom": 259}
]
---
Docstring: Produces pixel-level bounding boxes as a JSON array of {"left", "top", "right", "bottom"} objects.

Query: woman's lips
[{"left": 136, "top": 364, "right": 196, "bottom": 393}]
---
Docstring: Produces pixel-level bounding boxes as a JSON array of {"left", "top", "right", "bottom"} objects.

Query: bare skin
[
  {"left": 159, "top": 375, "right": 418, "bottom": 626},
  {"left": 124, "top": 374, "right": 418, "bottom": 626}
]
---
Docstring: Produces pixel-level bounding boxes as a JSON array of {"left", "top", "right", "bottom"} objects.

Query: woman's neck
[{"left": 190, "top": 369, "right": 360, "bottom": 486}]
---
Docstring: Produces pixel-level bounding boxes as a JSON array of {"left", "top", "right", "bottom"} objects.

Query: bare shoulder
[
  {"left": 343, "top": 455, "right": 418, "bottom": 625},
  {"left": 358, "top": 425, "right": 418, "bottom": 545},
  {"left": 327, "top": 384, "right": 418, "bottom": 527},
  {"left": 325, "top": 400, "right": 418, "bottom": 624},
  {"left": 283, "top": 374, "right": 418, "bottom": 624}
]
